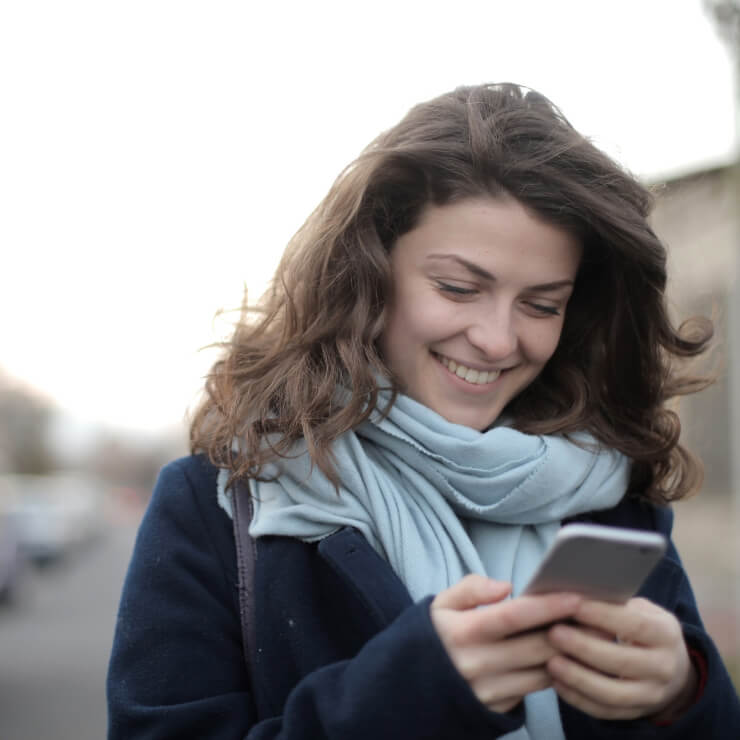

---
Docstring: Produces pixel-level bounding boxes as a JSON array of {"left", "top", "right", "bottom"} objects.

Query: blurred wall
[{"left": 651, "top": 164, "right": 740, "bottom": 495}]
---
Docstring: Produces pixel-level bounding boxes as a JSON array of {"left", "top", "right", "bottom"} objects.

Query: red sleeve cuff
[
  {"left": 689, "top": 646, "right": 709, "bottom": 698},
  {"left": 652, "top": 647, "right": 708, "bottom": 727}
]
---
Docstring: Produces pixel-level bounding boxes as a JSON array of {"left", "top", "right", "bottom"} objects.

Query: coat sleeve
[
  {"left": 560, "top": 504, "right": 740, "bottom": 739},
  {"left": 106, "top": 458, "right": 520, "bottom": 740}
]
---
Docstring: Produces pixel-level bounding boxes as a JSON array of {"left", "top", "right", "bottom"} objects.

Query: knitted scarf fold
[{"left": 227, "top": 393, "right": 631, "bottom": 739}]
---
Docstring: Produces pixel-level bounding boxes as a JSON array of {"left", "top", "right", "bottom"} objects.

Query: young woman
[{"left": 107, "top": 83, "right": 740, "bottom": 739}]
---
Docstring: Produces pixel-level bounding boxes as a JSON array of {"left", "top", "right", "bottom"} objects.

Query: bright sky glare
[{"left": 0, "top": 0, "right": 736, "bottom": 435}]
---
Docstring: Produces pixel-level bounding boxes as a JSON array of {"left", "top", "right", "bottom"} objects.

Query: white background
[{"left": 0, "top": 0, "right": 736, "bottom": 436}]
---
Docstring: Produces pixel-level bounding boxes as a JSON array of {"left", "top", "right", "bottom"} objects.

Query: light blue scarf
[{"left": 221, "top": 393, "right": 630, "bottom": 739}]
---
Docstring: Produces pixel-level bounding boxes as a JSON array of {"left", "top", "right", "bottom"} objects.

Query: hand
[
  {"left": 430, "top": 575, "right": 582, "bottom": 713},
  {"left": 546, "top": 597, "right": 698, "bottom": 721}
]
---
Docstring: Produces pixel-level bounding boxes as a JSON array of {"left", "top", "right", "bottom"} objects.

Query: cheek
[
  {"left": 525, "top": 322, "right": 567, "bottom": 365},
  {"left": 386, "top": 291, "right": 450, "bottom": 344},
  {"left": 380, "top": 297, "right": 422, "bottom": 367}
]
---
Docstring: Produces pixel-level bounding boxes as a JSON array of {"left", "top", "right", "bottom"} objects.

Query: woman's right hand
[{"left": 430, "top": 575, "right": 582, "bottom": 713}]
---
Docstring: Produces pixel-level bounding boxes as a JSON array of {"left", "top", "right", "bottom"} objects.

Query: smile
[{"left": 435, "top": 354, "right": 502, "bottom": 385}]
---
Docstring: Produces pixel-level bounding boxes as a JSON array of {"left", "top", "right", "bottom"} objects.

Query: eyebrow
[{"left": 426, "top": 253, "right": 575, "bottom": 291}]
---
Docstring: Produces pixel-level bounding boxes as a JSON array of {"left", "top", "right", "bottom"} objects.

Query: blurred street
[
  {"left": 0, "top": 490, "right": 737, "bottom": 740},
  {"left": 0, "top": 514, "right": 138, "bottom": 740}
]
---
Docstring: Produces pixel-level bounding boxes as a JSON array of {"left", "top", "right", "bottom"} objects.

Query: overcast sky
[{"left": 1, "top": 0, "right": 737, "bottom": 438}]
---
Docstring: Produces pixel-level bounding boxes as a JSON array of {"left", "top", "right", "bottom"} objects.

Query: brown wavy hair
[{"left": 190, "top": 83, "right": 713, "bottom": 504}]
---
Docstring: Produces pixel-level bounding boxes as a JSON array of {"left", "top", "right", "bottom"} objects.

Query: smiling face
[{"left": 379, "top": 196, "right": 582, "bottom": 430}]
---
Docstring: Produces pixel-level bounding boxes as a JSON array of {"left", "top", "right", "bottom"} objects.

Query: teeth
[{"left": 437, "top": 355, "right": 501, "bottom": 385}]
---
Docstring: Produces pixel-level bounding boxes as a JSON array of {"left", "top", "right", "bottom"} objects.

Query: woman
[{"left": 107, "top": 83, "right": 740, "bottom": 739}]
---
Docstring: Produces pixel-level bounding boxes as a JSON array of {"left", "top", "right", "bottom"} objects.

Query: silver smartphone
[{"left": 522, "top": 523, "right": 667, "bottom": 603}]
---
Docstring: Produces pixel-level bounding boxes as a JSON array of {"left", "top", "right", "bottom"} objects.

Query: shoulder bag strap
[{"left": 231, "top": 478, "right": 257, "bottom": 684}]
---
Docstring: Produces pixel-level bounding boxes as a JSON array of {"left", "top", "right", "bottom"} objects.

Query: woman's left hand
[{"left": 545, "top": 597, "right": 698, "bottom": 721}]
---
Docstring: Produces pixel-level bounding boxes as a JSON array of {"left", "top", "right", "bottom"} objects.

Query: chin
[{"left": 433, "top": 405, "right": 500, "bottom": 431}]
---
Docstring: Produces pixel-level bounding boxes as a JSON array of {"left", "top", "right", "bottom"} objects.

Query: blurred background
[{"left": 1, "top": 1, "right": 739, "bottom": 737}]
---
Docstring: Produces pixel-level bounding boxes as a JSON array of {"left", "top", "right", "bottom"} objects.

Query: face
[{"left": 379, "top": 196, "right": 582, "bottom": 430}]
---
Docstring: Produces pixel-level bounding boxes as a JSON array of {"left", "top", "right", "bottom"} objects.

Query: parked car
[
  {"left": 0, "top": 473, "right": 105, "bottom": 565},
  {"left": 0, "top": 511, "right": 23, "bottom": 602}
]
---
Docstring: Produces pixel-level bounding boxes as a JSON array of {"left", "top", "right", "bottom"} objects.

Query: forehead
[{"left": 393, "top": 196, "right": 582, "bottom": 283}]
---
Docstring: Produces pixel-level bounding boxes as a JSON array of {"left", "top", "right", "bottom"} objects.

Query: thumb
[{"left": 432, "top": 574, "right": 511, "bottom": 611}]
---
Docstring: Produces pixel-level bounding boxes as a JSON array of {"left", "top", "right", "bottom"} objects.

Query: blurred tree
[
  {"left": 0, "top": 369, "right": 184, "bottom": 490},
  {"left": 83, "top": 424, "right": 187, "bottom": 498},
  {"left": 88, "top": 432, "right": 174, "bottom": 492},
  {"left": 705, "top": 0, "right": 740, "bottom": 54},
  {"left": 0, "top": 371, "right": 57, "bottom": 474}
]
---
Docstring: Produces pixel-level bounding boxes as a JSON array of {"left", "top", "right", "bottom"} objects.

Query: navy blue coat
[{"left": 107, "top": 455, "right": 740, "bottom": 738}]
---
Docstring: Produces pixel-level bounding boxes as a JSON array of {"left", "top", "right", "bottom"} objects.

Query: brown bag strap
[{"left": 231, "top": 479, "right": 257, "bottom": 684}]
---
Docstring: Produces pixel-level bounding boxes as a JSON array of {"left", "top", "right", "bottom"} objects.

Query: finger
[
  {"left": 432, "top": 574, "right": 511, "bottom": 611},
  {"left": 477, "top": 667, "right": 553, "bottom": 709},
  {"left": 548, "top": 623, "right": 655, "bottom": 680},
  {"left": 572, "top": 598, "right": 676, "bottom": 647},
  {"left": 552, "top": 679, "right": 644, "bottom": 721},
  {"left": 463, "top": 630, "right": 559, "bottom": 677},
  {"left": 578, "top": 625, "right": 614, "bottom": 642},
  {"left": 474, "top": 593, "right": 582, "bottom": 641},
  {"left": 547, "top": 653, "right": 655, "bottom": 711},
  {"left": 497, "top": 631, "right": 560, "bottom": 671}
]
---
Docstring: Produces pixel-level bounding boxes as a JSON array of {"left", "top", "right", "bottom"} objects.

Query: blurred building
[{"left": 650, "top": 162, "right": 739, "bottom": 495}]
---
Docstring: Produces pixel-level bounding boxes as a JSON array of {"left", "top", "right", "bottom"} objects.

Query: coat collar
[{"left": 317, "top": 527, "right": 413, "bottom": 626}]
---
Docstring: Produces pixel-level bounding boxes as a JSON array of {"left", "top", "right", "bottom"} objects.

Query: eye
[
  {"left": 525, "top": 302, "right": 561, "bottom": 317},
  {"left": 435, "top": 281, "right": 477, "bottom": 297}
]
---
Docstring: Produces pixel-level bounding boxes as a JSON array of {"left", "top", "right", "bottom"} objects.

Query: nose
[{"left": 465, "top": 304, "right": 518, "bottom": 360}]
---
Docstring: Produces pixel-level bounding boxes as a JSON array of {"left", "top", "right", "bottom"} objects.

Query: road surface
[{"left": 0, "top": 517, "right": 139, "bottom": 740}]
